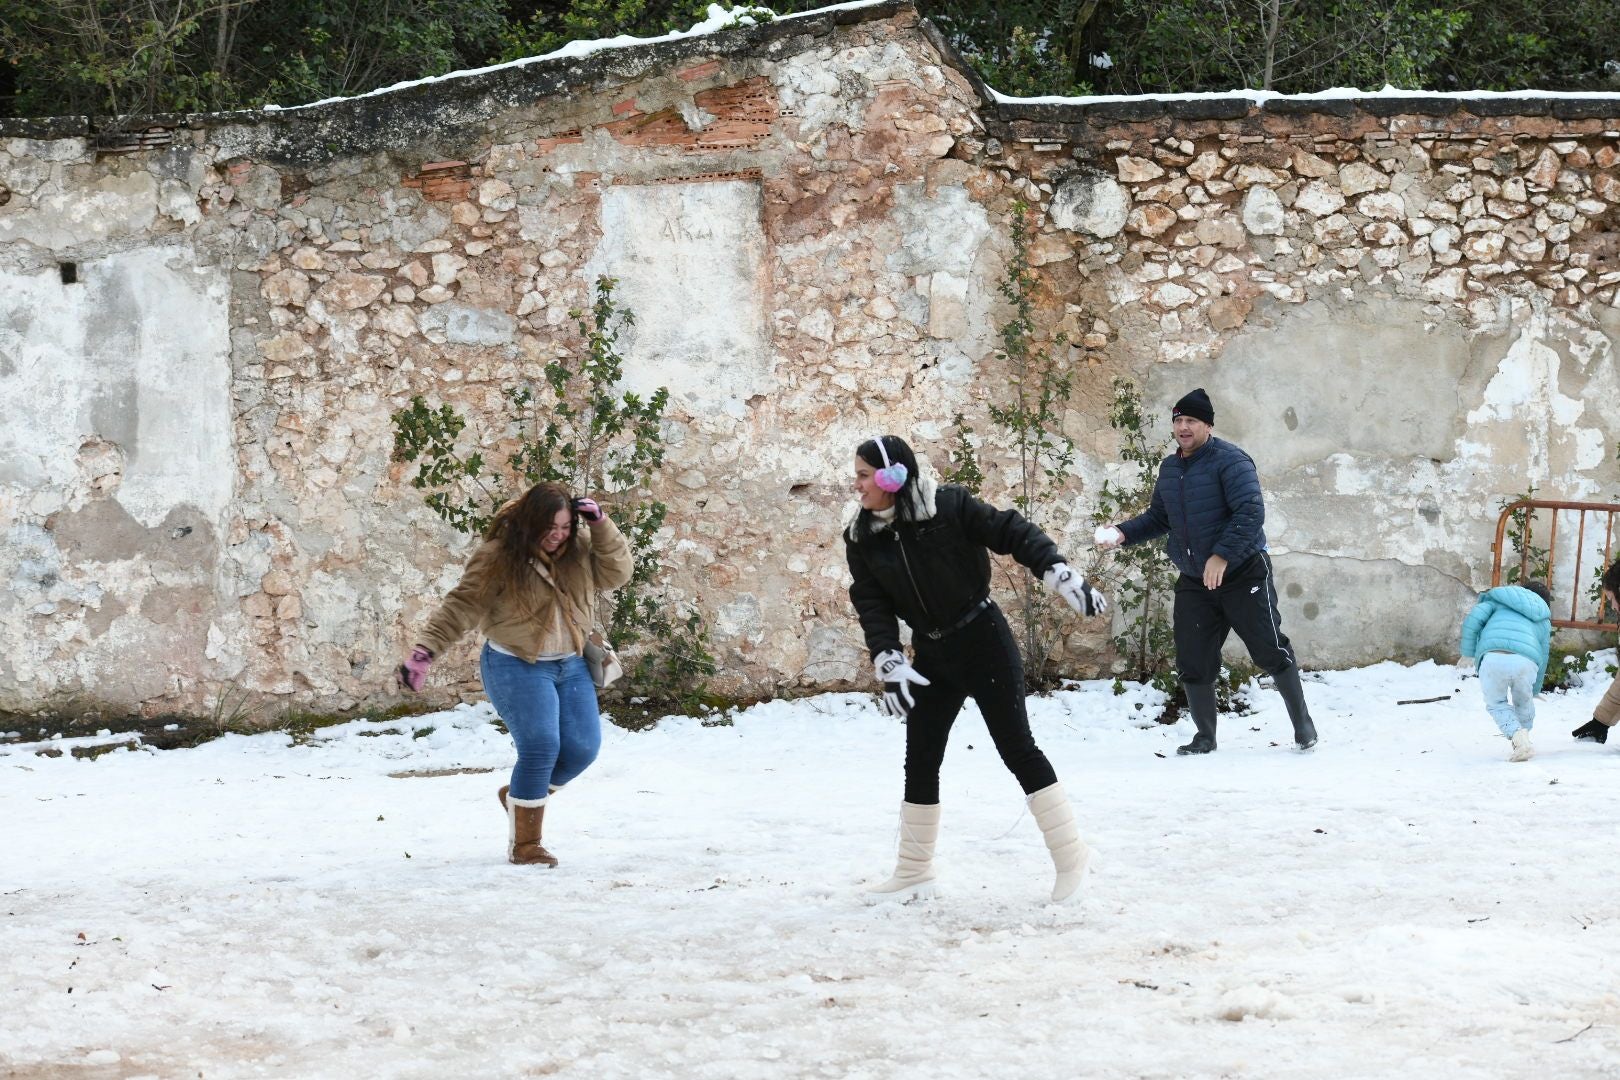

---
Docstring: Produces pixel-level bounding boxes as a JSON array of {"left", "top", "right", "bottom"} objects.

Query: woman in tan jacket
[
  {"left": 397, "top": 482, "right": 633, "bottom": 866},
  {"left": 1573, "top": 558, "right": 1620, "bottom": 747}
]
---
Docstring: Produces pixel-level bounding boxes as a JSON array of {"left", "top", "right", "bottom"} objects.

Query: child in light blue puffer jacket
[{"left": 1460, "top": 581, "right": 1552, "bottom": 762}]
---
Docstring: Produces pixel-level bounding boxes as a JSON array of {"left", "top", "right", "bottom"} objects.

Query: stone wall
[
  {"left": 983, "top": 91, "right": 1620, "bottom": 661},
  {"left": 1, "top": 1, "right": 1618, "bottom": 720}
]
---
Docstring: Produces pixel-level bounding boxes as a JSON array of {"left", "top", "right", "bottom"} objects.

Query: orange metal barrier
[{"left": 1491, "top": 499, "right": 1620, "bottom": 631}]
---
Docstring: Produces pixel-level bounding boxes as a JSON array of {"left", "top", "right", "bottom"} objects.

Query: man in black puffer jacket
[{"left": 1097, "top": 388, "right": 1318, "bottom": 755}]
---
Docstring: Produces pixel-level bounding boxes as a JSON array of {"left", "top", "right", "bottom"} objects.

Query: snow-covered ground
[{"left": 4, "top": 658, "right": 1620, "bottom": 1078}]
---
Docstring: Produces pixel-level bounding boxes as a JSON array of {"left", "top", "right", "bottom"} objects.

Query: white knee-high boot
[
  {"left": 864, "top": 801, "right": 940, "bottom": 904},
  {"left": 1028, "top": 782, "right": 1090, "bottom": 904}
]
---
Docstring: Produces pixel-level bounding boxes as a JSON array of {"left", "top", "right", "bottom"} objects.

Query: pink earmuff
[{"left": 872, "top": 436, "right": 908, "bottom": 493}]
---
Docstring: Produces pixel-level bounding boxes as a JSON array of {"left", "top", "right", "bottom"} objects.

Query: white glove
[
  {"left": 874, "top": 649, "right": 930, "bottom": 719},
  {"left": 1043, "top": 562, "right": 1108, "bottom": 617},
  {"left": 1094, "top": 525, "right": 1124, "bottom": 549},
  {"left": 1456, "top": 655, "right": 1476, "bottom": 674}
]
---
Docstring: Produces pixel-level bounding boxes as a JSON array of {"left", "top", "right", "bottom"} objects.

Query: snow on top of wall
[
  {"left": 261, "top": 1, "right": 894, "bottom": 114},
  {"left": 251, "top": 0, "right": 1620, "bottom": 119},
  {"left": 990, "top": 84, "right": 1620, "bottom": 106}
]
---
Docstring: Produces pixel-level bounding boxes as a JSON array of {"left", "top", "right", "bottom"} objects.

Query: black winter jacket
[
  {"left": 1117, "top": 435, "right": 1267, "bottom": 579},
  {"left": 845, "top": 478, "right": 1064, "bottom": 659}
]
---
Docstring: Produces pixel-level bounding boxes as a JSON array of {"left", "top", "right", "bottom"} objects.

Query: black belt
[{"left": 924, "top": 598, "right": 992, "bottom": 640}]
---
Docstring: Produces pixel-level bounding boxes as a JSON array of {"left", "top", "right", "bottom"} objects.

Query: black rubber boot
[
  {"left": 1572, "top": 719, "right": 1610, "bottom": 744},
  {"left": 1176, "top": 681, "right": 1218, "bottom": 755},
  {"left": 1272, "top": 664, "right": 1318, "bottom": 750}
]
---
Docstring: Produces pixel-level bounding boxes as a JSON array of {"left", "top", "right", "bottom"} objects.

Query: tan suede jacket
[
  {"left": 1595, "top": 675, "right": 1620, "bottom": 726},
  {"left": 416, "top": 517, "right": 633, "bottom": 662}
]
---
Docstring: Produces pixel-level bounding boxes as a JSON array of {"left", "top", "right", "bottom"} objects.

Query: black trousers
[
  {"left": 902, "top": 602, "right": 1058, "bottom": 805},
  {"left": 1173, "top": 552, "right": 1296, "bottom": 685}
]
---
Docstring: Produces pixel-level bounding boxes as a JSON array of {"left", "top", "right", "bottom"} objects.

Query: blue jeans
[
  {"left": 1478, "top": 651, "right": 1537, "bottom": 737},
  {"left": 479, "top": 644, "right": 602, "bottom": 801}
]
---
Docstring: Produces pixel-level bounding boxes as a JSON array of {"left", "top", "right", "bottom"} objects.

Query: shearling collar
[{"left": 843, "top": 469, "right": 939, "bottom": 542}]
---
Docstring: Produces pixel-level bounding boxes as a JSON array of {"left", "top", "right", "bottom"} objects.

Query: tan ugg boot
[
  {"left": 1028, "top": 782, "right": 1090, "bottom": 904},
  {"left": 864, "top": 801, "right": 940, "bottom": 904},
  {"left": 506, "top": 795, "right": 558, "bottom": 867}
]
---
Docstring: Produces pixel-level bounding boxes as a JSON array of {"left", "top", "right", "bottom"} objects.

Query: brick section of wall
[
  {"left": 401, "top": 161, "right": 474, "bottom": 202},
  {"left": 616, "top": 168, "right": 765, "bottom": 186},
  {"left": 534, "top": 130, "right": 584, "bottom": 154},
  {"left": 676, "top": 60, "right": 722, "bottom": 82},
  {"left": 530, "top": 78, "right": 778, "bottom": 157}
]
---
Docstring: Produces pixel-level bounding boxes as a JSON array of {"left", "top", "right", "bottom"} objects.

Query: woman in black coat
[{"left": 844, "top": 435, "right": 1108, "bottom": 905}]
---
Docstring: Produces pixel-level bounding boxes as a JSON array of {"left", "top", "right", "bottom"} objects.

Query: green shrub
[{"left": 392, "top": 275, "right": 715, "bottom": 710}]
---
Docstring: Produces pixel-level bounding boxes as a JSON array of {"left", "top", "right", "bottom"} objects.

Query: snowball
[{"left": 1215, "top": 985, "right": 1294, "bottom": 1021}]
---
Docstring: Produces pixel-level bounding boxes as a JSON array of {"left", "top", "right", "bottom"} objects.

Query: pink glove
[
  {"left": 397, "top": 645, "right": 434, "bottom": 692},
  {"left": 572, "top": 497, "right": 604, "bottom": 523}
]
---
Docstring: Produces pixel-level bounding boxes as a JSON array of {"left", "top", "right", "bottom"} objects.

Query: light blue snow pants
[{"left": 1478, "top": 651, "right": 1537, "bottom": 737}]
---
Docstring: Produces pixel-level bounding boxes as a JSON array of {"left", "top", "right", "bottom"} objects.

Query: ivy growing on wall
[
  {"left": 940, "top": 200, "right": 1080, "bottom": 685},
  {"left": 391, "top": 275, "right": 716, "bottom": 711},
  {"left": 1090, "top": 377, "right": 1255, "bottom": 718},
  {"left": 1090, "top": 377, "right": 1179, "bottom": 700}
]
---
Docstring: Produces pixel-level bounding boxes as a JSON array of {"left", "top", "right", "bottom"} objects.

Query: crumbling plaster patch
[
  {"left": 775, "top": 42, "right": 951, "bottom": 145},
  {"left": 1189, "top": 295, "right": 1480, "bottom": 468},
  {"left": 587, "top": 180, "right": 774, "bottom": 411},
  {"left": 0, "top": 247, "right": 232, "bottom": 527},
  {"left": 0, "top": 246, "right": 231, "bottom": 715},
  {"left": 0, "top": 168, "right": 161, "bottom": 250},
  {"left": 1268, "top": 551, "right": 1475, "bottom": 665},
  {"left": 882, "top": 180, "right": 999, "bottom": 365},
  {"left": 1466, "top": 297, "right": 1614, "bottom": 491}
]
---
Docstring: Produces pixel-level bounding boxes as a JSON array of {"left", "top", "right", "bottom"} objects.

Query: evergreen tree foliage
[
  {"left": 3, "top": 0, "right": 1612, "bottom": 118},
  {"left": 0, "top": 0, "right": 507, "bottom": 117}
]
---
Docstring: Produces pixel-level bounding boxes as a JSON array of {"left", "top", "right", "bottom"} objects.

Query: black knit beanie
[{"left": 1172, "top": 388, "right": 1214, "bottom": 426}]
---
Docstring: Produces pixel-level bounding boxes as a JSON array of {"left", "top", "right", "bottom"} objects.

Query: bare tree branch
[{"left": 1261, "top": 0, "right": 1281, "bottom": 90}]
